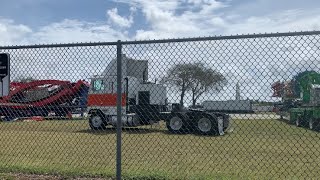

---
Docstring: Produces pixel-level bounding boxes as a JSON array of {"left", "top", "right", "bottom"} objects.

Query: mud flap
[{"left": 218, "top": 117, "right": 224, "bottom": 135}]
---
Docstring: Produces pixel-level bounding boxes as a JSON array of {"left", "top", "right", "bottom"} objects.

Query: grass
[
  {"left": 0, "top": 173, "right": 14, "bottom": 180},
  {"left": 0, "top": 118, "right": 319, "bottom": 179}
]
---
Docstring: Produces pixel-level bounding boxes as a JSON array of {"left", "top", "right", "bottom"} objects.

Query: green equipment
[
  {"left": 290, "top": 71, "right": 320, "bottom": 129},
  {"left": 272, "top": 71, "right": 320, "bottom": 129}
]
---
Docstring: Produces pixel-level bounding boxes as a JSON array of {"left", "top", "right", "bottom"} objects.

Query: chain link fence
[{"left": 0, "top": 31, "right": 320, "bottom": 179}]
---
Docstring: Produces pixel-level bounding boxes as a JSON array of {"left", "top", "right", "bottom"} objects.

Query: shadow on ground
[
  {"left": 77, "top": 127, "right": 225, "bottom": 137},
  {"left": 77, "top": 127, "right": 167, "bottom": 135}
]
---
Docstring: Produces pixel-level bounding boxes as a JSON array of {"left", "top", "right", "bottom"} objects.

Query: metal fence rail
[{"left": 0, "top": 31, "right": 320, "bottom": 179}]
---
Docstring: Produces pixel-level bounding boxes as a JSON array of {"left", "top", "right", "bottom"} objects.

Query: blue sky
[
  {"left": 0, "top": 0, "right": 320, "bottom": 45},
  {"left": 1, "top": 0, "right": 320, "bottom": 102}
]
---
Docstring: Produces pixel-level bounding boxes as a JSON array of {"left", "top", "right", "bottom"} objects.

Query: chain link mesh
[{"left": 0, "top": 31, "right": 320, "bottom": 179}]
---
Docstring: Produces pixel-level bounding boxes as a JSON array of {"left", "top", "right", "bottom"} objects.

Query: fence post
[{"left": 116, "top": 40, "right": 122, "bottom": 180}]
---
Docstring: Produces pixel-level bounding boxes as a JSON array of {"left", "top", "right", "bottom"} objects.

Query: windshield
[{"left": 92, "top": 79, "right": 105, "bottom": 91}]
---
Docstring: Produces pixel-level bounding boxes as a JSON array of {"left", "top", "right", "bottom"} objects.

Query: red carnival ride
[{"left": 0, "top": 79, "right": 89, "bottom": 121}]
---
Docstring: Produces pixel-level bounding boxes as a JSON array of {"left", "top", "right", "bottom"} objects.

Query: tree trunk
[
  {"left": 180, "top": 81, "right": 186, "bottom": 107},
  {"left": 180, "top": 89, "right": 185, "bottom": 107},
  {"left": 192, "top": 90, "right": 196, "bottom": 106},
  {"left": 193, "top": 90, "right": 204, "bottom": 107}
]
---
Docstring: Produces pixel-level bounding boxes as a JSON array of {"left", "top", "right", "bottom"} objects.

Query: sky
[
  {"left": 0, "top": 0, "right": 320, "bottom": 45},
  {"left": 0, "top": 0, "right": 320, "bottom": 104}
]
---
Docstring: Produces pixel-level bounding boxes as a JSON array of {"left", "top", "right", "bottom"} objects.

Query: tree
[
  {"left": 161, "top": 63, "right": 196, "bottom": 107},
  {"left": 189, "top": 63, "right": 227, "bottom": 106},
  {"left": 162, "top": 63, "right": 227, "bottom": 107}
]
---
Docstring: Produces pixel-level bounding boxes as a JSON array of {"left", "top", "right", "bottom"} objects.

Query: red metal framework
[{"left": 0, "top": 79, "right": 89, "bottom": 120}]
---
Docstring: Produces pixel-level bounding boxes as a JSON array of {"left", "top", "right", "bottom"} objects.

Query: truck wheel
[
  {"left": 166, "top": 116, "right": 185, "bottom": 134},
  {"left": 196, "top": 115, "right": 218, "bottom": 135},
  {"left": 89, "top": 114, "right": 106, "bottom": 130}
]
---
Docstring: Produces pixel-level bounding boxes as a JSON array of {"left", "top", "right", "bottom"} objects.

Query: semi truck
[
  {"left": 87, "top": 55, "right": 230, "bottom": 135},
  {"left": 272, "top": 71, "right": 320, "bottom": 130}
]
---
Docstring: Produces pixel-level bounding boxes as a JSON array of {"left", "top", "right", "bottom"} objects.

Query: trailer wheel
[
  {"left": 89, "top": 114, "right": 106, "bottom": 130},
  {"left": 196, "top": 115, "right": 218, "bottom": 135},
  {"left": 166, "top": 116, "right": 185, "bottom": 134}
]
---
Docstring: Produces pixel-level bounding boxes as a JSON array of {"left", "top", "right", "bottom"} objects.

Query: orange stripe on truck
[{"left": 87, "top": 93, "right": 126, "bottom": 106}]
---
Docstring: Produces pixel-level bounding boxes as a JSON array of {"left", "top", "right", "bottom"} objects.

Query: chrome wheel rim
[
  {"left": 198, "top": 118, "right": 212, "bottom": 132},
  {"left": 92, "top": 116, "right": 102, "bottom": 128},
  {"left": 170, "top": 117, "right": 183, "bottom": 130}
]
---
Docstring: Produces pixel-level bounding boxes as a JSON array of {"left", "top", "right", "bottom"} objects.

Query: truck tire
[
  {"left": 89, "top": 114, "right": 107, "bottom": 130},
  {"left": 196, "top": 115, "right": 218, "bottom": 135},
  {"left": 166, "top": 115, "right": 187, "bottom": 134}
]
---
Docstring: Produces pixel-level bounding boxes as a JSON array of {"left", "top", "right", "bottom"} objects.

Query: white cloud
[
  {"left": 225, "top": 9, "right": 320, "bottom": 35},
  {"left": 132, "top": 0, "right": 229, "bottom": 39},
  {"left": 0, "top": 18, "right": 129, "bottom": 45},
  {"left": 107, "top": 8, "right": 134, "bottom": 28},
  {"left": 0, "top": 18, "right": 32, "bottom": 45},
  {"left": 130, "top": 6, "right": 137, "bottom": 13},
  {"left": 29, "top": 19, "right": 128, "bottom": 44},
  {"left": 197, "top": 0, "right": 227, "bottom": 15},
  {"left": 2, "top": 1, "right": 320, "bottom": 45},
  {"left": 121, "top": 0, "right": 320, "bottom": 40}
]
